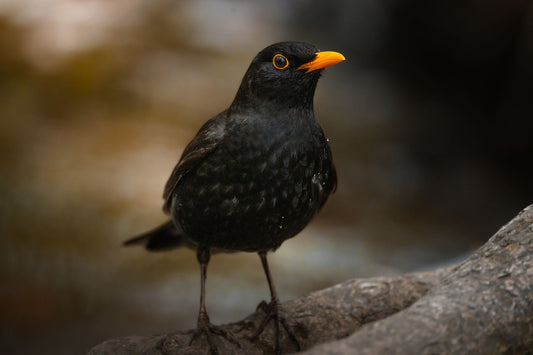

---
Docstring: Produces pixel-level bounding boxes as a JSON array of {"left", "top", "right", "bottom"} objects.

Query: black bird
[{"left": 124, "top": 41, "right": 345, "bottom": 354}]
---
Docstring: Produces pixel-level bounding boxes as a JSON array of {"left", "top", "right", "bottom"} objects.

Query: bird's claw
[
  {"left": 189, "top": 316, "right": 240, "bottom": 355},
  {"left": 255, "top": 300, "right": 270, "bottom": 313},
  {"left": 251, "top": 299, "right": 301, "bottom": 354}
]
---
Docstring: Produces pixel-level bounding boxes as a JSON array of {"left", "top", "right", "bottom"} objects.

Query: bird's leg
[
  {"left": 251, "top": 251, "right": 301, "bottom": 354},
  {"left": 189, "top": 247, "right": 239, "bottom": 354}
]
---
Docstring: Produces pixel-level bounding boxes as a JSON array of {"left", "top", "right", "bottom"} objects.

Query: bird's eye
[{"left": 272, "top": 54, "right": 289, "bottom": 70}]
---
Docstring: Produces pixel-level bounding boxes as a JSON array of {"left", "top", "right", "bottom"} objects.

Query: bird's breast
[{"left": 172, "top": 117, "right": 333, "bottom": 251}]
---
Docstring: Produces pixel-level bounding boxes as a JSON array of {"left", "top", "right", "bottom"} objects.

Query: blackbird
[{"left": 124, "top": 41, "right": 345, "bottom": 354}]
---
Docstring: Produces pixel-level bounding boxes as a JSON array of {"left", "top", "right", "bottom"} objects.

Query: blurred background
[{"left": 1, "top": 0, "right": 532, "bottom": 354}]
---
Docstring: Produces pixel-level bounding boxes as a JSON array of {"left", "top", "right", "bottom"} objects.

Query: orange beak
[{"left": 298, "top": 51, "right": 346, "bottom": 73}]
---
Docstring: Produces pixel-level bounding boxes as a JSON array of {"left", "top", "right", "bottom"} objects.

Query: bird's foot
[
  {"left": 251, "top": 299, "right": 301, "bottom": 355},
  {"left": 189, "top": 314, "right": 240, "bottom": 355}
]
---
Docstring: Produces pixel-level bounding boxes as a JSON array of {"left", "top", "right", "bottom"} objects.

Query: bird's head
[{"left": 231, "top": 41, "right": 345, "bottom": 112}]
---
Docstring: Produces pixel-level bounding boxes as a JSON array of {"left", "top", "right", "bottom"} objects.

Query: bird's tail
[{"left": 123, "top": 220, "right": 194, "bottom": 251}]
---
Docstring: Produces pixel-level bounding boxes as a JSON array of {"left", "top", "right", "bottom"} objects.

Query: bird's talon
[
  {"left": 189, "top": 322, "right": 240, "bottom": 354},
  {"left": 280, "top": 315, "right": 301, "bottom": 350},
  {"left": 251, "top": 300, "right": 301, "bottom": 352},
  {"left": 256, "top": 300, "right": 270, "bottom": 313}
]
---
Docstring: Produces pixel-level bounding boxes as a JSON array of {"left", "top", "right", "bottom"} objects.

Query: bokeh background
[{"left": 1, "top": 0, "right": 532, "bottom": 354}]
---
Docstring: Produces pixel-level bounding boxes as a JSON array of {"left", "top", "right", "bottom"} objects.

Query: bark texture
[{"left": 88, "top": 204, "right": 533, "bottom": 354}]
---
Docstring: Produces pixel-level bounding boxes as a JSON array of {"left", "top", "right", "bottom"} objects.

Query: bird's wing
[{"left": 162, "top": 114, "right": 226, "bottom": 214}]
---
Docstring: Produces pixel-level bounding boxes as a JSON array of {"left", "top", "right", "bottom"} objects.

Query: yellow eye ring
[{"left": 272, "top": 54, "right": 289, "bottom": 70}]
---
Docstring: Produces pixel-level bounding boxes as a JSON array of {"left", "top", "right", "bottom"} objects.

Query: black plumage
[{"left": 124, "top": 41, "right": 344, "bottom": 354}]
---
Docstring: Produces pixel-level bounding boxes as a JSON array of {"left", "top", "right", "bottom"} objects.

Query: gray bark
[{"left": 88, "top": 204, "right": 533, "bottom": 354}]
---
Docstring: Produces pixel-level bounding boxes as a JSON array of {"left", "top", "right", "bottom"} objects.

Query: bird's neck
[
  {"left": 230, "top": 74, "right": 317, "bottom": 114},
  {"left": 229, "top": 90, "right": 315, "bottom": 117},
  {"left": 228, "top": 98, "right": 315, "bottom": 124}
]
